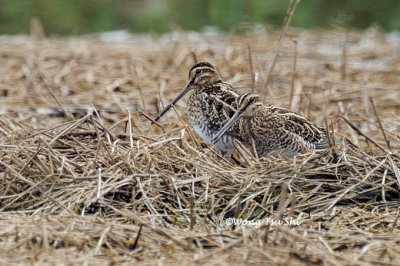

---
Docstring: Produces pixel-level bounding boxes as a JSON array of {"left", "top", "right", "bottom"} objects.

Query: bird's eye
[
  {"left": 249, "top": 97, "right": 255, "bottom": 103},
  {"left": 196, "top": 69, "right": 201, "bottom": 75}
]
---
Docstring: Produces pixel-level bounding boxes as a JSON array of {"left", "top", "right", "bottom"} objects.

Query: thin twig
[
  {"left": 390, "top": 208, "right": 400, "bottom": 233},
  {"left": 261, "top": 0, "right": 301, "bottom": 100},
  {"left": 340, "top": 115, "right": 389, "bottom": 153},
  {"left": 370, "top": 97, "right": 391, "bottom": 150},
  {"left": 40, "top": 74, "right": 73, "bottom": 120},
  {"left": 289, "top": 39, "right": 298, "bottom": 110},
  {"left": 247, "top": 44, "right": 255, "bottom": 93}
]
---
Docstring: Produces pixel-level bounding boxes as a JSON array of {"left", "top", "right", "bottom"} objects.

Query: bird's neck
[{"left": 194, "top": 80, "right": 221, "bottom": 92}]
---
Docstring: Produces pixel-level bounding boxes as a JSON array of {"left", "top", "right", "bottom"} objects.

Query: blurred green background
[{"left": 1, "top": 0, "right": 400, "bottom": 35}]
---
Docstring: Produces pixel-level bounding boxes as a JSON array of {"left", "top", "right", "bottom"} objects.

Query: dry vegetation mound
[{"left": 0, "top": 29, "right": 399, "bottom": 264}]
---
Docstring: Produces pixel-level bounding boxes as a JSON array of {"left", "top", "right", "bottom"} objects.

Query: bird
[
  {"left": 152, "top": 62, "right": 243, "bottom": 156},
  {"left": 211, "top": 93, "right": 329, "bottom": 157}
]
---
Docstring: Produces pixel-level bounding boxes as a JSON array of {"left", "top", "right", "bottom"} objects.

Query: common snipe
[
  {"left": 211, "top": 93, "right": 329, "bottom": 157},
  {"left": 153, "top": 62, "right": 242, "bottom": 156}
]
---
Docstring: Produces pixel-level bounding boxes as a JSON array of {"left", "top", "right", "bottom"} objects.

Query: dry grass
[{"left": 0, "top": 28, "right": 400, "bottom": 265}]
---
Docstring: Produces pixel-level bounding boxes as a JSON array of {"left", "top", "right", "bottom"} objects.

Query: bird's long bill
[
  {"left": 211, "top": 110, "right": 243, "bottom": 144},
  {"left": 152, "top": 82, "right": 192, "bottom": 124}
]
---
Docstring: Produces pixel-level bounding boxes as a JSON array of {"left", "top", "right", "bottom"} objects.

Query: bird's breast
[{"left": 187, "top": 92, "right": 238, "bottom": 154}]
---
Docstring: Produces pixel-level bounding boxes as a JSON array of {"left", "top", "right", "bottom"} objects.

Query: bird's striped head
[
  {"left": 235, "top": 93, "right": 262, "bottom": 114},
  {"left": 152, "top": 62, "right": 220, "bottom": 123},
  {"left": 188, "top": 62, "right": 220, "bottom": 86},
  {"left": 211, "top": 93, "right": 262, "bottom": 145}
]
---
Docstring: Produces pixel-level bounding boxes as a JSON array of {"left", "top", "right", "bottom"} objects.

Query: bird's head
[
  {"left": 211, "top": 93, "right": 261, "bottom": 144},
  {"left": 152, "top": 62, "right": 220, "bottom": 123},
  {"left": 188, "top": 62, "right": 220, "bottom": 86},
  {"left": 235, "top": 93, "right": 261, "bottom": 115}
]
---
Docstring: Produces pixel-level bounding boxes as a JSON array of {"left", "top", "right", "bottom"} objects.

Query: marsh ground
[{"left": 0, "top": 29, "right": 399, "bottom": 265}]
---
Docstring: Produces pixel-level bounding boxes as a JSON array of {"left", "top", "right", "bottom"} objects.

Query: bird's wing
[
  {"left": 280, "top": 112, "right": 328, "bottom": 150},
  {"left": 253, "top": 106, "right": 328, "bottom": 150}
]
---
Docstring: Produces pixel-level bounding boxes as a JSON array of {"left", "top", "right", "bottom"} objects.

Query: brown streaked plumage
[
  {"left": 152, "top": 62, "right": 242, "bottom": 156},
  {"left": 211, "top": 93, "right": 329, "bottom": 157}
]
